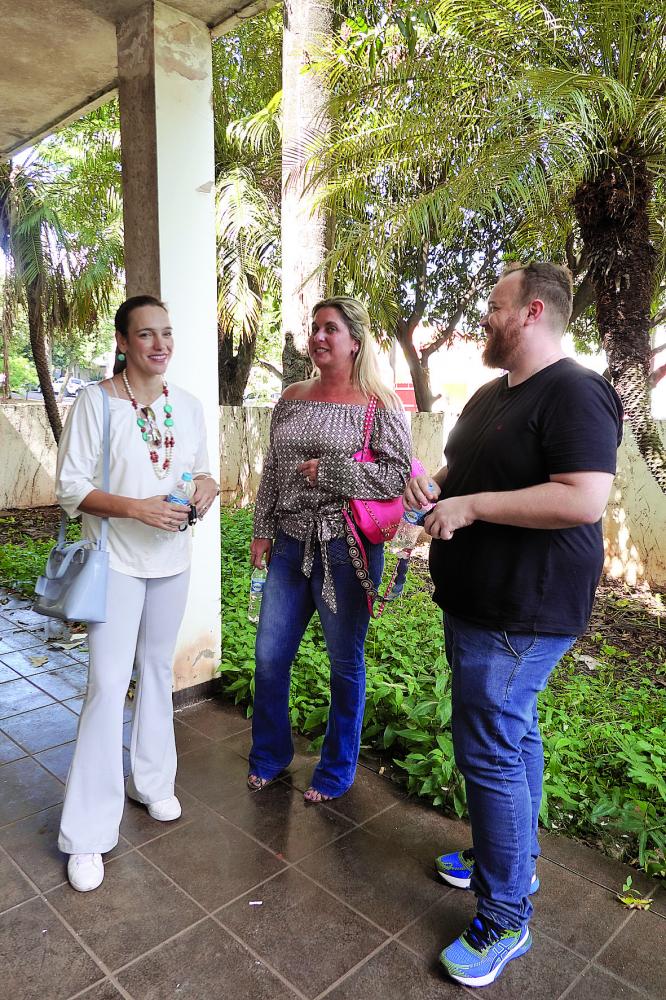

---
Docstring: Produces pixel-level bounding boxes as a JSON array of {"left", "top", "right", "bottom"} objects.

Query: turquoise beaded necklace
[{"left": 122, "top": 370, "right": 175, "bottom": 480}]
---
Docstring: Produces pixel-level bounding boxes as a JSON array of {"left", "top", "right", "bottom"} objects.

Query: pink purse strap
[{"left": 361, "top": 397, "right": 378, "bottom": 459}]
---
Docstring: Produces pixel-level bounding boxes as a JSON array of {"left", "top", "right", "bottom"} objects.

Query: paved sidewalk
[{"left": 0, "top": 589, "right": 664, "bottom": 1000}]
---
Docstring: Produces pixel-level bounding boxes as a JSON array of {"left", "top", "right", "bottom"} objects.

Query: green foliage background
[
  {"left": 220, "top": 506, "right": 666, "bottom": 878},
  {"left": 0, "top": 505, "right": 663, "bottom": 878}
]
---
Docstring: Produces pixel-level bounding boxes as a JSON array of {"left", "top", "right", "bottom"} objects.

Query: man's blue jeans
[
  {"left": 249, "top": 531, "right": 383, "bottom": 797},
  {"left": 445, "top": 613, "right": 575, "bottom": 930}
]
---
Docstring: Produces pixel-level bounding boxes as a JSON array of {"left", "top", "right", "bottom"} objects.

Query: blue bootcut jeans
[
  {"left": 249, "top": 531, "right": 383, "bottom": 798},
  {"left": 444, "top": 612, "right": 575, "bottom": 930}
]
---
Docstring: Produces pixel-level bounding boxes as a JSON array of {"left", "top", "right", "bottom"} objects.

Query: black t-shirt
[{"left": 429, "top": 359, "right": 623, "bottom": 635}]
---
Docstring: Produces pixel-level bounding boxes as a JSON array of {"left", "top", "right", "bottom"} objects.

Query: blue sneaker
[
  {"left": 435, "top": 848, "right": 476, "bottom": 888},
  {"left": 439, "top": 913, "right": 532, "bottom": 987},
  {"left": 435, "top": 848, "right": 540, "bottom": 893}
]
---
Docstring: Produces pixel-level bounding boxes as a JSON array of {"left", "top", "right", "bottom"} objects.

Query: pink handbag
[{"left": 348, "top": 397, "right": 425, "bottom": 544}]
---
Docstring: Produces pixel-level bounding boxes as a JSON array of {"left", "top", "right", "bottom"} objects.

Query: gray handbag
[{"left": 34, "top": 387, "right": 111, "bottom": 623}]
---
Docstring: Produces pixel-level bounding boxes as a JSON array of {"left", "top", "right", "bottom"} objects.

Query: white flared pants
[{"left": 58, "top": 567, "right": 190, "bottom": 854}]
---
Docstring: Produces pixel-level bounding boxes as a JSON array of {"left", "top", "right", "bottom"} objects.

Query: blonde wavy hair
[{"left": 312, "top": 296, "right": 402, "bottom": 410}]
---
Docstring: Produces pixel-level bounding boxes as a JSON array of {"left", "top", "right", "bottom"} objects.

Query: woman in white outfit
[{"left": 56, "top": 295, "right": 219, "bottom": 892}]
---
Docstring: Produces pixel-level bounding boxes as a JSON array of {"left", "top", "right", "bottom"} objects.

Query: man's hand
[
  {"left": 424, "top": 497, "right": 475, "bottom": 541},
  {"left": 404, "top": 475, "right": 441, "bottom": 510},
  {"left": 251, "top": 538, "right": 272, "bottom": 569}
]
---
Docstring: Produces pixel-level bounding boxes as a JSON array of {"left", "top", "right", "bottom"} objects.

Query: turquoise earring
[{"left": 117, "top": 352, "right": 126, "bottom": 362}]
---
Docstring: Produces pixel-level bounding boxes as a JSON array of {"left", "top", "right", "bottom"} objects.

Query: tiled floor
[{"left": 1, "top": 590, "right": 664, "bottom": 1000}]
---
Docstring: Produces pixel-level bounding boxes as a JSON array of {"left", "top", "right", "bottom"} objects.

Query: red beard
[{"left": 482, "top": 316, "right": 522, "bottom": 370}]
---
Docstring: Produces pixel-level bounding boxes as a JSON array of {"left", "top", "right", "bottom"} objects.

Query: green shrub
[
  {"left": 219, "top": 506, "right": 665, "bottom": 877},
  {"left": 1, "top": 506, "right": 662, "bottom": 876}
]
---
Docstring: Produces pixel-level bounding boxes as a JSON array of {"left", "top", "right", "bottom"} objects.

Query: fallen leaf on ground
[
  {"left": 28, "top": 656, "right": 49, "bottom": 667},
  {"left": 617, "top": 892, "right": 653, "bottom": 910}
]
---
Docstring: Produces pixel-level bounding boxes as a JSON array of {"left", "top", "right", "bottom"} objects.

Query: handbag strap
[
  {"left": 360, "top": 396, "right": 378, "bottom": 459},
  {"left": 343, "top": 507, "right": 409, "bottom": 618},
  {"left": 56, "top": 386, "right": 111, "bottom": 551}
]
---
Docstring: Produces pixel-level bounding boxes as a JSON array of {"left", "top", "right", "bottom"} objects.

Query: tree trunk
[
  {"left": 281, "top": 0, "right": 332, "bottom": 384},
  {"left": 218, "top": 323, "right": 258, "bottom": 406},
  {"left": 1, "top": 284, "right": 10, "bottom": 400},
  {"left": 26, "top": 278, "right": 62, "bottom": 442},
  {"left": 574, "top": 158, "right": 665, "bottom": 493},
  {"left": 281, "top": 331, "right": 311, "bottom": 390},
  {"left": 394, "top": 318, "right": 437, "bottom": 412}
]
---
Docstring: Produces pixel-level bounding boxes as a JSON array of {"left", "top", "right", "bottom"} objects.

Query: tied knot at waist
[{"left": 300, "top": 514, "right": 340, "bottom": 614}]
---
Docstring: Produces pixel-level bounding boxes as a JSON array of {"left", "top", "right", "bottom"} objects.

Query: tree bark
[
  {"left": 281, "top": 0, "right": 332, "bottom": 384},
  {"left": 281, "top": 331, "right": 311, "bottom": 389},
  {"left": 218, "top": 323, "right": 258, "bottom": 406},
  {"left": 574, "top": 158, "right": 665, "bottom": 493},
  {"left": 394, "top": 316, "right": 438, "bottom": 412},
  {"left": 26, "top": 278, "right": 62, "bottom": 442},
  {"left": 1, "top": 281, "right": 11, "bottom": 400}
]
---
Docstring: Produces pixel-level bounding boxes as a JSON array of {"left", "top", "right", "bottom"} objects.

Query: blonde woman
[{"left": 248, "top": 297, "right": 412, "bottom": 802}]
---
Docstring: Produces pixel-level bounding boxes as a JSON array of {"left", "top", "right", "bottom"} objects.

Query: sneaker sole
[
  {"left": 437, "top": 870, "right": 472, "bottom": 888},
  {"left": 444, "top": 928, "right": 532, "bottom": 988}
]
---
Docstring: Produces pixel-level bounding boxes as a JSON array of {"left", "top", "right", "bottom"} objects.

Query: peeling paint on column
[
  {"left": 157, "top": 19, "right": 208, "bottom": 81},
  {"left": 116, "top": 5, "right": 153, "bottom": 82},
  {"left": 173, "top": 635, "right": 218, "bottom": 691},
  {"left": 196, "top": 180, "right": 214, "bottom": 193}
]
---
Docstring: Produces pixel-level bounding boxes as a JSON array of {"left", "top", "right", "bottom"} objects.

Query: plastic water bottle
[
  {"left": 158, "top": 472, "right": 194, "bottom": 539},
  {"left": 248, "top": 567, "right": 267, "bottom": 623},
  {"left": 389, "top": 505, "right": 434, "bottom": 558}
]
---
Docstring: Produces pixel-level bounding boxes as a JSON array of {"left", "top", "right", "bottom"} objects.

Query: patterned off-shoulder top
[{"left": 253, "top": 398, "right": 412, "bottom": 611}]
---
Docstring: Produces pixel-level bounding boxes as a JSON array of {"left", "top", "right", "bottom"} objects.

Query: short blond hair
[{"left": 503, "top": 262, "right": 574, "bottom": 332}]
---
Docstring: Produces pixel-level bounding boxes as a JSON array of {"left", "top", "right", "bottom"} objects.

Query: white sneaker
[
  {"left": 146, "top": 795, "right": 182, "bottom": 822},
  {"left": 67, "top": 853, "right": 104, "bottom": 892}
]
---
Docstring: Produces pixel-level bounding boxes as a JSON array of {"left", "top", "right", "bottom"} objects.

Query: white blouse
[{"left": 56, "top": 384, "right": 211, "bottom": 578}]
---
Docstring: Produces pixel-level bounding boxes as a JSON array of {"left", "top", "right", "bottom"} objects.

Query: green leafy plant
[
  {"left": 218, "top": 506, "right": 665, "bottom": 878},
  {"left": 617, "top": 875, "right": 654, "bottom": 910},
  {"left": 0, "top": 505, "right": 662, "bottom": 877}
]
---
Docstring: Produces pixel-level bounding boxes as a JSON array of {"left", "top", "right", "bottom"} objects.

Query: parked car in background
[
  {"left": 242, "top": 390, "right": 281, "bottom": 407},
  {"left": 53, "top": 376, "right": 85, "bottom": 398}
]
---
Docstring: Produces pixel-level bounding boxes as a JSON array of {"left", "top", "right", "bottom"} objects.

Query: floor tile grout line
[
  {"left": 107, "top": 913, "right": 211, "bottom": 979},
  {"left": 64, "top": 977, "right": 126, "bottom": 1000},
  {"left": 311, "top": 937, "right": 395, "bottom": 1000},
  {"left": 556, "top": 908, "right": 639, "bottom": 1000},
  {"left": 584, "top": 959, "right": 660, "bottom": 1000},
  {"left": 538, "top": 851, "right": 662, "bottom": 903},
  {"left": 120, "top": 839, "right": 211, "bottom": 918},
  {"left": 62, "top": 976, "right": 110, "bottom": 1000},
  {"left": 170, "top": 778, "right": 359, "bottom": 864},
  {"left": 210, "top": 911, "right": 310, "bottom": 1000},
  {"left": 40, "top": 893, "right": 135, "bottom": 1000},
  {"left": 0, "top": 841, "right": 133, "bottom": 1000},
  {"left": 291, "top": 864, "right": 412, "bottom": 939},
  {"left": 0, "top": 732, "right": 79, "bottom": 760}
]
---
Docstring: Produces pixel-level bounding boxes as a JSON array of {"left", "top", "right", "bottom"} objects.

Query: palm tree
[
  {"left": 212, "top": 12, "right": 283, "bottom": 402},
  {"left": 0, "top": 107, "right": 123, "bottom": 441},
  {"left": 313, "top": 0, "right": 666, "bottom": 489},
  {"left": 216, "top": 166, "right": 280, "bottom": 404}
]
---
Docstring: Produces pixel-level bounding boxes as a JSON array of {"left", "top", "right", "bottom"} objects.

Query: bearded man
[{"left": 404, "top": 262, "right": 623, "bottom": 987}]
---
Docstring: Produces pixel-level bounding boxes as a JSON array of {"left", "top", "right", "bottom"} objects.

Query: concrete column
[{"left": 117, "top": 2, "right": 220, "bottom": 694}]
